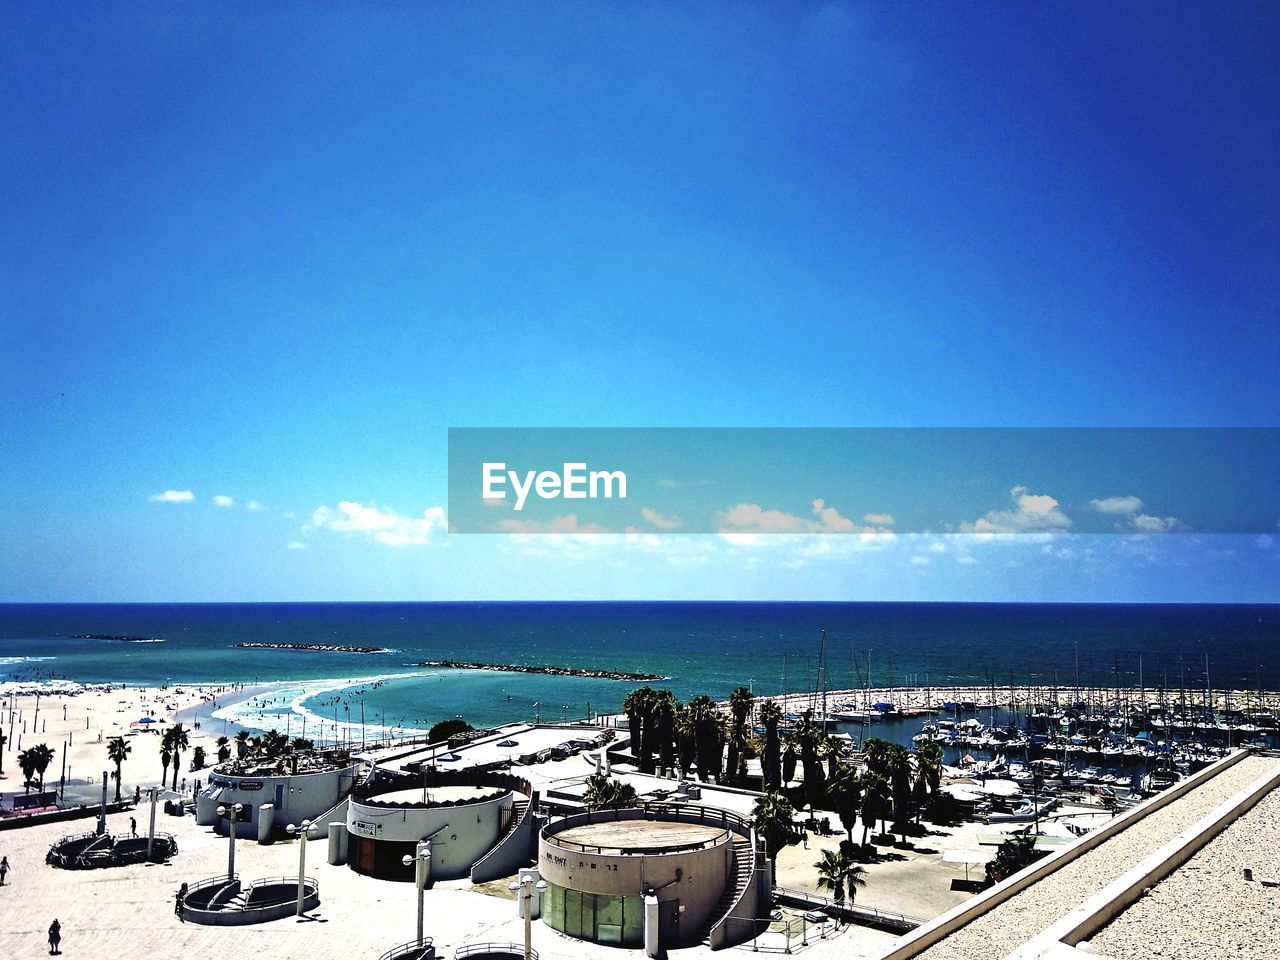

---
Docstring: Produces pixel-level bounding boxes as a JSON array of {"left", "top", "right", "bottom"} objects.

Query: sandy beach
[{"left": 1, "top": 683, "right": 237, "bottom": 805}]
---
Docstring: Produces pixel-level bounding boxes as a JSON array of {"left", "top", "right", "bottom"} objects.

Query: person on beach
[
  {"left": 175, "top": 882, "right": 188, "bottom": 922},
  {"left": 0, "top": 855, "right": 9, "bottom": 885},
  {"left": 48, "top": 919, "right": 61, "bottom": 955}
]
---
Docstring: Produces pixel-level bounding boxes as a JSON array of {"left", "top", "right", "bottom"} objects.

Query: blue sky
[{"left": 1, "top": 2, "right": 1277, "bottom": 602}]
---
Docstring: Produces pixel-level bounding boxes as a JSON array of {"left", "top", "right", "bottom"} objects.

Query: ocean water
[{"left": 1, "top": 602, "right": 1276, "bottom": 738}]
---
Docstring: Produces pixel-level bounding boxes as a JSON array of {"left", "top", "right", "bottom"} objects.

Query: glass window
[
  {"left": 565, "top": 887, "right": 584, "bottom": 939},
  {"left": 545, "top": 884, "right": 566, "bottom": 933},
  {"left": 597, "top": 894, "right": 623, "bottom": 944},
  {"left": 621, "top": 894, "right": 644, "bottom": 945}
]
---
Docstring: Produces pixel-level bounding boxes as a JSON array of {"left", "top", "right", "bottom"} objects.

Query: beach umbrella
[{"left": 137, "top": 717, "right": 155, "bottom": 724}]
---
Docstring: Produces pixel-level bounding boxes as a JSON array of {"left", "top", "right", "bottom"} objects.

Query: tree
[
  {"left": 27, "top": 743, "right": 55, "bottom": 792},
  {"left": 234, "top": 729, "right": 251, "bottom": 757},
  {"left": 859, "top": 773, "right": 889, "bottom": 848},
  {"left": 652, "top": 690, "right": 678, "bottom": 774},
  {"left": 796, "top": 711, "right": 827, "bottom": 813},
  {"left": 427, "top": 716, "right": 473, "bottom": 747},
  {"left": 191, "top": 745, "right": 207, "bottom": 770},
  {"left": 291, "top": 737, "right": 314, "bottom": 752},
  {"left": 215, "top": 736, "right": 231, "bottom": 763},
  {"left": 675, "top": 705, "right": 697, "bottom": 777},
  {"left": 814, "top": 847, "right": 867, "bottom": 918},
  {"left": 759, "top": 700, "right": 783, "bottom": 791},
  {"left": 167, "top": 724, "right": 190, "bottom": 790},
  {"left": 583, "top": 774, "right": 639, "bottom": 811},
  {"left": 985, "top": 833, "right": 1047, "bottom": 887},
  {"left": 885, "top": 744, "right": 915, "bottom": 844},
  {"left": 687, "top": 696, "right": 724, "bottom": 782},
  {"left": 726, "top": 686, "right": 754, "bottom": 787},
  {"left": 160, "top": 743, "right": 172, "bottom": 787},
  {"left": 622, "top": 686, "right": 657, "bottom": 774},
  {"left": 106, "top": 736, "right": 131, "bottom": 802},
  {"left": 826, "top": 761, "right": 863, "bottom": 847},
  {"left": 752, "top": 791, "right": 798, "bottom": 883},
  {"left": 17, "top": 747, "right": 37, "bottom": 794}
]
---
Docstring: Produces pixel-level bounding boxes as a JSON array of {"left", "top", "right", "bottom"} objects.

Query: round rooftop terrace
[{"left": 548, "top": 817, "right": 728, "bottom": 855}]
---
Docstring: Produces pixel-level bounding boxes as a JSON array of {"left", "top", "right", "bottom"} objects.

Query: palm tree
[
  {"left": 759, "top": 699, "right": 783, "bottom": 791},
  {"left": 885, "top": 744, "right": 914, "bottom": 845},
  {"left": 291, "top": 737, "right": 314, "bottom": 752},
  {"left": 751, "top": 791, "right": 798, "bottom": 883},
  {"left": 583, "top": 774, "right": 639, "bottom": 811},
  {"left": 622, "top": 686, "right": 656, "bottom": 773},
  {"left": 17, "top": 747, "right": 37, "bottom": 794},
  {"left": 215, "top": 736, "right": 231, "bottom": 763},
  {"left": 28, "top": 743, "right": 55, "bottom": 792},
  {"left": 234, "top": 729, "right": 251, "bottom": 757},
  {"left": 675, "top": 704, "right": 697, "bottom": 777},
  {"left": 815, "top": 847, "right": 866, "bottom": 918},
  {"left": 826, "top": 761, "right": 863, "bottom": 847},
  {"left": 687, "top": 696, "right": 723, "bottom": 782},
  {"left": 167, "top": 723, "right": 190, "bottom": 789},
  {"left": 106, "top": 736, "right": 131, "bottom": 802},
  {"left": 796, "top": 710, "right": 827, "bottom": 814},
  {"left": 726, "top": 686, "right": 754, "bottom": 787},
  {"left": 160, "top": 741, "right": 172, "bottom": 787},
  {"left": 651, "top": 690, "right": 678, "bottom": 774},
  {"left": 859, "top": 772, "right": 889, "bottom": 848}
]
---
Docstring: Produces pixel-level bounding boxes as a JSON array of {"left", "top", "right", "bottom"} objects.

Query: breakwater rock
[
  {"left": 236, "top": 642, "right": 391, "bottom": 654},
  {"left": 415, "top": 659, "right": 665, "bottom": 681}
]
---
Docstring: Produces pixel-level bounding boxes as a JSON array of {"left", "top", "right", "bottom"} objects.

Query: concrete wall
[
  {"left": 471, "top": 790, "right": 539, "bottom": 883},
  {"left": 539, "top": 811, "right": 732, "bottom": 941},
  {"left": 196, "top": 763, "right": 358, "bottom": 839},
  {"left": 348, "top": 790, "right": 511, "bottom": 880}
]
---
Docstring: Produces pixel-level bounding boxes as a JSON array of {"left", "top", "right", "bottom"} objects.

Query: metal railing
[
  {"left": 377, "top": 938, "right": 435, "bottom": 960},
  {"left": 454, "top": 943, "right": 534, "bottom": 960},
  {"left": 773, "top": 886, "right": 924, "bottom": 931}
]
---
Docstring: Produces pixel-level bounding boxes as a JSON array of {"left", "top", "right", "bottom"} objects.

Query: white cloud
[
  {"left": 1128, "top": 514, "right": 1184, "bottom": 534},
  {"left": 1255, "top": 534, "right": 1275, "bottom": 551},
  {"left": 246, "top": 500, "right": 266, "bottom": 512},
  {"left": 212, "top": 494, "right": 234, "bottom": 508},
  {"left": 640, "top": 507, "right": 684, "bottom": 531},
  {"left": 718, "top": 498, "right": 883, "bottom": 535},
  {"left": 149, "top": 489, "right": 195, "bottom": 503},
  {"left": 961, "top": 486, "right": 1071, "bottom": 534},
  {"left": 1090, "top": 495, "right": 1144, "bottom": 515},
  {"left": 491, "top": 514, "right": 608, "bottom": 535},
  {"left": 310, "top": 501, "right": 447, "bottom": 547},
  {"left": 862, "top": 513, "right": 894, "bottom": 525},
  {"left": 956, "top": 554, "right": 978, "bottom": 565},
  {"left": 910, "top": 555, "right": 932, "bottom": 566},
  {"left": 286, "top": 540, "right": 308, "bottom": 551}
]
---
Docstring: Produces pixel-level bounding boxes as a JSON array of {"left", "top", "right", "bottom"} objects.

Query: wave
[
  {"left": 210, "top": 671, "right": 431, "bottom": 742},
  {"left": 0, "top": 656, "right": 57, "bottom": 665}
]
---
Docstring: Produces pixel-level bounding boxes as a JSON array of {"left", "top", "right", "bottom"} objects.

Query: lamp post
[
  {"left": 402, "top": 843, "right": 431, "bottom": 950},
  {"left": 508, "top": 873, "right": 547, "bottom": 960},
  {"left": 216, "top": 802, "right": 243, "bottom": 879},
  {"left": 286, "top": 819, "right": 312, "bottom": 917}
]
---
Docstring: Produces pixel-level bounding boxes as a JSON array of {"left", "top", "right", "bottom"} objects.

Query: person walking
[
  {"left": 0, "top": 856, "right": 10, "bottom": 885},
  {"left": 129, "top": 816, "right": 137, "bottom": 837},
  {"left": 48, "top": 919, "right": 61, "bottom": 955},
  {"left": 175, "top": 882, "right": 188, "bottom": 922}
]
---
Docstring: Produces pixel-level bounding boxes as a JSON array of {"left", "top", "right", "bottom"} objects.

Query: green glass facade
[{"left": 543, "top": 882, "right": 645, "bottom": 946}]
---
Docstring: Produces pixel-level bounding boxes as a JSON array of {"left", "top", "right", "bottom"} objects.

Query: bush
[{"left": 428, "top": 718, "right": 474, "bottom": 744}]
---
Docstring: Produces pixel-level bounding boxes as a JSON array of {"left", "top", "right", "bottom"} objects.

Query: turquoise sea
[{"left": 1, "top": 603, "right": 1277, "bottom": 743}]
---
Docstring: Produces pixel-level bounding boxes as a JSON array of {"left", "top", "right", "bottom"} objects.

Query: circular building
[
  {"left": 347, "top": 784, "right": 524, "bottom": 881},
  {"left": 538, "top": 806, "right": 764, "bottom": 951}
]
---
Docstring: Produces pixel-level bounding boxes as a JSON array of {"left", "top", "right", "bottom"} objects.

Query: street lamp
[
  {"left": 508, "top": 873, "right": 548, "bottom": 960},
  {"left": 402, "top": 843, "right": 432, "bottom": 949},
  {"left": 216, "top": 803, "right": 243, "bottom": 879},
  {"left": 286, "top": 819, "right": 312, "bottom": 917}
]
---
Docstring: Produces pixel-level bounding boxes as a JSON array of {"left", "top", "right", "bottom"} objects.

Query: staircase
[
  {"left": 699, "top": 834, "right": 754, "bottom": 946},
  {"left": 503, "top": 799, "right": 528, "bottom": 840}
]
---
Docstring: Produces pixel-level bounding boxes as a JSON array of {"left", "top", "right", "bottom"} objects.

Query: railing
[
  {"left": 454, "top": 943, "right": 534, "bottom": 960},
  {"left": 377, "top": 938, "right": 435, "bottom": 960},
  {"left": 547, "top": 826, "right": 731, "bottom": 855},
  {"left": 541, "top": 800, "right": 755, "bottom": 856},
  {"left": 774, "top": 886, "right": 924, "bottom": 931},
  {"left": 242, "top": 875, "right": 319, "bottom": 906}
]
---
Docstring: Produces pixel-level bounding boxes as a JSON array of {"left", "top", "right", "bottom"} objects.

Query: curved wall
[{"left": 347, "top": 789, "right": 512, "bottom": 880}]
